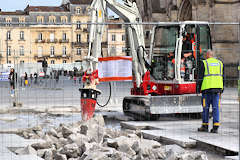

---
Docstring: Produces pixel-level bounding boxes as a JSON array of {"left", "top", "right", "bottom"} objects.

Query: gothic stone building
[{"left": 136, "top": 0, "right": 240, "bottom": 85}]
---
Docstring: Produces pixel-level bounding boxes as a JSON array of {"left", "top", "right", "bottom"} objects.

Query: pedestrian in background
[
  {"left": 30, "top": 74, "right": 33, "bottom": 85},
  {"left": 34, "top": 72, "right": 38, "bottom": 84},
  {"left": 197, "top": 50, "right": 224, "bottom": 133},
  {"left": 8, "top": 68, "right": 17, "bottom": 97},
  {"left": 24, "top": 72, "right": 28, "bottom": 87},
  {"left": 54, "top": 71, "right": 59, "bottom": 84}
]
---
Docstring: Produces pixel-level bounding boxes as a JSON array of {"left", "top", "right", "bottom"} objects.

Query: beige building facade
[
  {"left": 107, "top": 18, "right": 126, "bottom": 57},
  {"left": 0, "top": 0, "right": 114, "bottom": 65}
]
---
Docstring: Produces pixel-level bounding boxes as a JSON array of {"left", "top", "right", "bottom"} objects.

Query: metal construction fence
[{"left": 0, "top": 22, "right": 239, "bottom": 160}]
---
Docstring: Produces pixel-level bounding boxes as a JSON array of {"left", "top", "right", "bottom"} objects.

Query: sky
[
  {"left": 0, "top": 0, "right": 118, "bottom": 17},
  {"left": 0, "top": 0, "right": 62, "bottom": 11}
]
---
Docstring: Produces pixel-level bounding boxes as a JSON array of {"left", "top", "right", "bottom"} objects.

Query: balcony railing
[
  {"left": 72, "top": 42, "right": 88, "bottom": 47},
  {"left": 83, "top": 28, "right": 88, "bottom": 32},
  {"left": 35, "top": 39, "right": 45, "bottom": 43},
  {"left": 47, "top": 39, "right": 58, "bottom": 43},
  {"left": 59, "top": 39, "right": 69, "bottom": 43},
  {"left": 71, "top": 42, "right": 107, "bottom": 47}
]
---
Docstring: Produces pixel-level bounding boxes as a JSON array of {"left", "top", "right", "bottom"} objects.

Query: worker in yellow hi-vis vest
[{"left": 197, "top": 50, "right": 224, "bottom": 133}]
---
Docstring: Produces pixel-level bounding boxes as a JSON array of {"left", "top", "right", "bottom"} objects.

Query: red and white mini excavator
[{"left": 79, "top": 0, "right": 212, "bottom": 120}]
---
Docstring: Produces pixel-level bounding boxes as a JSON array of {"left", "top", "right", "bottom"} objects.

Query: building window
[
  {"left": 50, "top": 46, "right": 55, "bottom": 56},
  {"left": 77, "top": 48, "right": 81, "bottom": 55},
  {"left": 49, "top": 16, "right": 56, "bottom": 24},
  {"left": 51, "top": 60, "right": 55, "bottom": 64},
  {"left": 62, "top": 46, "right": 67, "bottom": 56},
  {"left": 61, "top": 16, "right": 67, "bottom": 24},
  {"left": 7, "top": 46, "right": 11, "bottom": 56},
  {"left": 20, "top": 31, "right": 24, "bottom": 40},
  {"left": 19, "top": 46, "right": 24, "bottom": 56},
  {"left": 63, "top": 60, "right": 67, "bottom": 63},
  {"left": 7, "top": 31, "right": 11, "bottom": 40},
  {"left": 62, "top": 33, "right": 67, "bottom": 40},
  {"left": 20, "top": 60, "right": 24, "bottom": 64},
  {"left": 77, "top": 34, "right": 81, "bottom": 42},
  {"left": 87, "top": 21, "right": 91, "bottom": 31},
  {"left": 87, "top": 34, "right": 89, "bottom": 42},
  {"left": 8, "top": 60, "right": 11, "bottom": 64},
  {"left": 19, "top": 17, "right": 25, "bottom": 26},
  {"left": 50, "top": 33, "right": 55, "bottom": 42},
  {"left": 77, "top": 21, "right": 81, "bottom": 29},
  {"left": 38, "top": 46, "right": 43, "bottom": 57},
  {"left": 37, "top": 16, "right": 44, "bottom": 24},
  {"left": 38, "top": 33, "right": 42, "bottom": 40},
  {"left": 122, "top": 35, "right": 125, "bottom": 41},
  {"left": 110, "top": 46, "right": 116, "bottom": 56},
  {"left": 76, "top": 7, "right": 81, "bottom": 14},
  {"left": 6, "top": 18, "right": 11, "bottom": 26},
  {"left": 122, "top": 47, "right": 125, "bottom": 53},
  {"left": 112, "top": 35, "right": 116, "bottom": 41}
]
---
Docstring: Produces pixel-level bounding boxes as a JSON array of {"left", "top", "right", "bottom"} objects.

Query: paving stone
[
  {"left": 224, "top": 156, "right": 239, "bottom": 160},
  {"left": 0, "top": 134, "right": 44, "bottom": 160},
  {"left": 190, "top": 135, "right": 239, "bottom": 153},
  {"left": 142, "top": 130, "right": 196, "bottom": 148}
]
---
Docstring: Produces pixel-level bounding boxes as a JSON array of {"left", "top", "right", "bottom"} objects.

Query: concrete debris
[
  {"left": 44, "top": 149, "right": 53, "bottom": 160},
  {"left": 60, "top": 143, "right": 82, "bottom": 158},
  {"left": 54, "top": 153, "right": 67, "bottom": 160},
  {"left": 0, "top": 116, "right": 17, "bottom": 122},
  {"left": 37, "top": 149, "right": 50, "bottom": 158},
  {"left": 61, "top": 125, "right": 74, "bottom": 138},
  {"left": 165, "top": 144, "right": 186, "bottom": 159},
  {"left": 176, "top": 151, "right": 208, "bottom": 160},
  {"left": 18, "top": 115, "right": 210, "bottom": 160},
  {"left": 14, "top": 145, "right": 37, "bottom": 155},
  {"left": 31, "top": 141, "right": 52, "bottom": 150}
]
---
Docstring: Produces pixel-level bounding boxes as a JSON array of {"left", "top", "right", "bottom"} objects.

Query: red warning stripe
[
  {"left": 99, "top": 76, "right": 132, "bottom": 82},
  {"left": 99, "top": 56, "right": 132, "bottom": 61}
]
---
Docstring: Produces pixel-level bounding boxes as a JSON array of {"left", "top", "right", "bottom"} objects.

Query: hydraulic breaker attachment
[{"left": 79, "top": 88, "right": 101, "bottom": 121}]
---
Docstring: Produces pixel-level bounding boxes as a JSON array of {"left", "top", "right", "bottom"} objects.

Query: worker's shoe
[
  {"left": 210, "top": 126, "right": 219, "bottom": 133},
  {"left": 197, "top": 125, "right": 208, "bottom": 132}
]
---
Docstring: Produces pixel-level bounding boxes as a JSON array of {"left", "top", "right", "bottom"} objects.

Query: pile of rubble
[{"left": 15, "top": 115, "right": 208, "bottom": 160}]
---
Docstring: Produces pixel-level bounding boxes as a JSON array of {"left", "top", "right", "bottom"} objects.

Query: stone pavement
[
  {"left": 121, "top": 119, "right": 239, "bottom": 156},
  {"left": 0, "top": 134, "right": 44, "bottom": 160}
]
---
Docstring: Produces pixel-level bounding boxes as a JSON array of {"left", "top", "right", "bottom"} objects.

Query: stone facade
[{"left": 135, "top": 0, "right": 240, "bottom": 83}]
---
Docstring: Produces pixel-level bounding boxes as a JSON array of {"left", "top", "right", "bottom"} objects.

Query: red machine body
[{"left": 131, "top": 71, "right": 196, "bottom": 96}]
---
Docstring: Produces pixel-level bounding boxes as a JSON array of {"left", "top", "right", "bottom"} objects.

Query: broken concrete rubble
[{"left": 17, "top": 115, "right": 209, "bottom": 160}]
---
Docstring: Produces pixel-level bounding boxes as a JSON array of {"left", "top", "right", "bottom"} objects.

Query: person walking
[
  {"left": 24, "top": 72, "right": 28, "bottom": 87},
  {"left": 30, "top": 74, "right": 33, "bottom": 85},
  {"left": 8, "top": 68, "right": 17, "bottom": 97},
  {"left": 197, "top": 50, "right": 224, "bottom": 133},
  {"left": 34, "top": 72, "right": 38, "bottom": 84}
]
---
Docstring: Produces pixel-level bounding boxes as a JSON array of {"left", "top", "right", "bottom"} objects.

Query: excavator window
[
  {"left": 151, "top": 26, "right": 179, "bottom": 80},
  {"left": 153, "top": 26, "right": 179, "bottom": 54}
]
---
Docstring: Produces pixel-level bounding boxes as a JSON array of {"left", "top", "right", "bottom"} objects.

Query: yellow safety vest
[{"left": 201, "top": 58, "right": 223, "bottom": 91}]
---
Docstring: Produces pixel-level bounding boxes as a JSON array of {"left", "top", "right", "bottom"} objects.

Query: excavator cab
[{"left": 150, "top": 22, "right": 212, "bottom": 84}]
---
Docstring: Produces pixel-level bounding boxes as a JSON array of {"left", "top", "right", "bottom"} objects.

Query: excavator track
[{"left": 123, "top": 94, "right": 202, "bottom": 120}]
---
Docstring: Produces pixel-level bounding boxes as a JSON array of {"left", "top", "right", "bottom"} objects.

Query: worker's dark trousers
[{"left": 201, "top": 93, "right": 220, "bottom": 127}]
